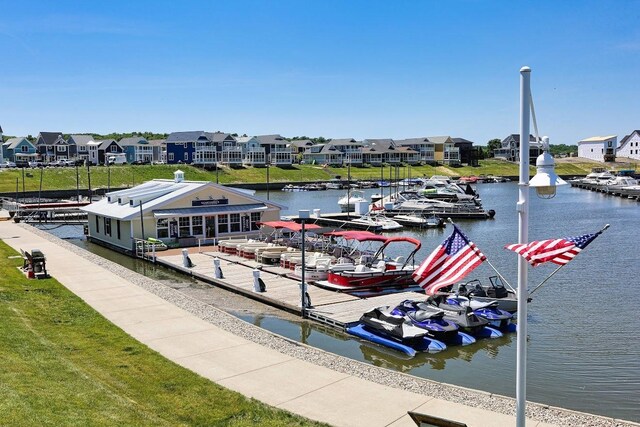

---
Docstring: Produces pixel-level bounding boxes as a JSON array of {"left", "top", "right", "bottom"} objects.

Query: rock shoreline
[{"left": 23, "top": 224, "right": 638, "bottom": 427}]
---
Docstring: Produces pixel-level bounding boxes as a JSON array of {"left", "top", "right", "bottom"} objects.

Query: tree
[{"left": 486, "top": 138, "right": 502, "bottom": 158}]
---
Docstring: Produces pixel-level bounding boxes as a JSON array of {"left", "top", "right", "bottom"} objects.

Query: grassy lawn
[
  {"left": 0, "top": 240, "right": 326, "bottom": 426},
  {"left": 0, "top": 159, "right": 612, "bottom": 193}
]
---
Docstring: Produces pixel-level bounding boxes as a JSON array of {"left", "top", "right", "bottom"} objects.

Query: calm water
[{"left": 45, "top": 183, "right": 640, "bottom": 422}]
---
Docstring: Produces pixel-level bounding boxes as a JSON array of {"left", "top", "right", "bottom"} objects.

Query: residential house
[
  {"left": 452, "top": 137, "right": 478, "bottom": 166},
  {"left": 255, "top": 134, "right": 292, "bottom": 166},
  {"left": 119, "top": 136, "right": 163, "bottom": 164},
  {"left": 289, "top": 139, "right": 313, "bottom": 163},
  {"left": 395, "top": 138, "right": 435, "bottom": 164},
  {"left": 148, "top": 139, "right": 165, "bottom": 163},
  {"left": 81, "top": 170, "right": 282, "bottom": 253},
  {"left": 328, "top": 138, "right": 364, "bottom": 165},
  {"left": 361, "top": 139, "right": 420, "bottom": 165},
  {"left": 494, "top": 134, "right": 542, "bottom": 164},
  {"left": 35, "top": 132, "right": 70, "bottom": 162},
  {"left": 87, "top": 139, "right": 123, "bottom": 165},
  {"left": 67, "top": 134, "right": 95, "bottom": 162},
  {"left": 426, "top": 136, "right": 460, "bottom": 166},
  {"left": 165, "top": 131, "right": 211, "bottom": 165},
  {"left": 616, "top": 131, "right": 640, "bottom": 160},
  {"left": 578, "top": 135, "right": 617, "bottom": 162},
  {"left": 362, "top": 139, "right": 397, "bottom": 165},
  {"left": 2, "top": 137, "right": 37, "bottom": 163},
  {"left": 211, "top": 132, "right": 242, "bottom": 167},
  {"left": 236, "top": 136, "right": 266, "bottom": 166},
  {"left": 303, "top": 143, "right": 344, "bottom": 166}
]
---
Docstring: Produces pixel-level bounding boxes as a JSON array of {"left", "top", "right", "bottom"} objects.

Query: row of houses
[
  {"left": 0, "top": 126, "right": 479, "bottom": 167},
  {"left": 0, "top": 130, "right": 164, "bottom": 165}
]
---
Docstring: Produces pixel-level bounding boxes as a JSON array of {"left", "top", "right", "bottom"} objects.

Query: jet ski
[
  {"left": 391, "top": 300, "right": 476, "bottom": 345},
  {"left": 445, "top": 295, "right": 515, "bottom": 332},
  {"left": 423, "top": 297, "right": 503, "bottom": 339},
  {"left": 347, "top": 307, "right": 447, "bottom": 356}
]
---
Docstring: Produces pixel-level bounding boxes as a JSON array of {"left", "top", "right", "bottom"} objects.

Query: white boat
[
  {"left": 338, "top": 190, "right": 368, "bottom": 212},
  {"left": 393, "top": 213, "right": 444, "bottom": 228},
  {"left": 352, "top": 214, "right": 403, "bottom": 231}
]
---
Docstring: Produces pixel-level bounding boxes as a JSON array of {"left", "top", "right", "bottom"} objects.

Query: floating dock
[
  {"left": 570, "top": 182, "right": 640, "bottom": 200},
  {"left": 155, "top": 247, "right": 425, "bottom": 330}
]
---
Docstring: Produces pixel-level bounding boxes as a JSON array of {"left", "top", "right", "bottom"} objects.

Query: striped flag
[
  {"left": 412, "top": 225, "right": 487, "bottom": 295},
  {"left": 505, "top": 230, "right": 603, "bottom": 267}
]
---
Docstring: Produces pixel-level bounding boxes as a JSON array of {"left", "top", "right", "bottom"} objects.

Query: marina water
[{"left": 46, "top": 182, "right": 640, "bottom": 422}]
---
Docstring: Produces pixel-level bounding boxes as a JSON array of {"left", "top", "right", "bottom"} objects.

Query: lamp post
[
  {"left": 516, "top": 66, "right": 566, "bottom": 427},
  {"left": 299, "top": 209, "right": 310, "bottom": 317}
]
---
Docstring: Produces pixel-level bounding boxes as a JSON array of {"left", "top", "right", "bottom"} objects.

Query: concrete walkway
[{"left": 0, "top": 221, "right": 584, "bottom": 427}]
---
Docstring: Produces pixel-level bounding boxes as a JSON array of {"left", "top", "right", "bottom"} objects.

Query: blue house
[
  {"left": 165, "top": 131, "right": 212, "bottom": 164},
  {"left": 2, "top": 137, "right": 37, "bottom": 162},
  {"left": 119, "top": 136, "right": 163, "bottom": 164}
]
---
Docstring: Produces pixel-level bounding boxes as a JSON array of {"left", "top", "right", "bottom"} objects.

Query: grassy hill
[{"left": 0, "top": 158, "right": 626, "bottom": 194}]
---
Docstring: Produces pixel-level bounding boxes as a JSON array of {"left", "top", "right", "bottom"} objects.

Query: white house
[
  {"left": 81, "top": 170, "right": 282, "bottom": 253},
  {"left": 616, "top": 130, "right": 640, "bottom": 160},
  {"left": 578, "top": 135, "right": 617, "bottom": 162}
]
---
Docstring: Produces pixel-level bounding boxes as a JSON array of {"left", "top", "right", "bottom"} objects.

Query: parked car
[
  {"left": 131, "top": 160, "right": 151, "bottom": 165},
  {"left": 15, "top": 160, "right": 29, "bottom": 168},
  {"left": 29, "top": 160, "right": 45, "bottom": 168},
  {"left": 0, "top": 161, "right": 17, "bottom": 168}
]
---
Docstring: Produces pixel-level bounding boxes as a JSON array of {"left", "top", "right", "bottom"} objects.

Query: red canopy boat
[{"left": 314, "top": 234, "right": 422, "bottom": 292}]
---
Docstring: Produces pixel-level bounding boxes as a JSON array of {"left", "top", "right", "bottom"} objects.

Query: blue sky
[{"left": 1, "top": 1, "right": 639, "bottom": 145}]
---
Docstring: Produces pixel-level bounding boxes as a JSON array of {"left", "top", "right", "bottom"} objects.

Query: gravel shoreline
[{"left": 23, "top": 224, "right": 638, "bottom": 427}]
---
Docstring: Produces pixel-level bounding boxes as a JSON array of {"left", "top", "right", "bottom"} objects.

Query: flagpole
[{"left": 529, "top": 224, "right": 609, "bottom": 297}]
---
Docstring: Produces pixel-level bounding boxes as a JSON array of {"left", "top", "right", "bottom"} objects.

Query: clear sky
[{"left": 1, "top": 0, "right": 639, "bottom": 145}]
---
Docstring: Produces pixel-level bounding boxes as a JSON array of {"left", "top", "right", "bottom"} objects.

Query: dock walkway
[
  {"left": 2, "top": 221, "right": 632, "bottom": 427},
  {"left": 156, "top": 249, "right": 425, "bottom": 329}
]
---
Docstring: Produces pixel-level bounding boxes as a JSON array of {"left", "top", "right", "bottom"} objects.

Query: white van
[{"left": 106, "top": 153, "right": 127, "bottom": 165}]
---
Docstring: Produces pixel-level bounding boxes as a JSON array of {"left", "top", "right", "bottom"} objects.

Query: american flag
[
  {"left": 412, "top": 225, "right": 487, "bottom": 295},
  {"left": 505, "top": 230, "right": 603, "bottom": 267}
]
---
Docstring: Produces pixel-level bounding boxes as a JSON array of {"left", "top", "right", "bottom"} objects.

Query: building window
[
  {"left": 179, "top": 217, "right": 190, "bottom": 236},
  {"left": 95, "top": 215, "right": 100, "bottom": 233},
  {"left": 230, "top": 213, "right": 241, "bottom": 232},
  {"left": 110, "top": 145, "right": 118, "bottom": 152},
  {"left": 104, "top": 217, "right": 111, "bottom": 236},
  {"left": 56, "top": 145, "right": 66, "bottom": 152},
  {"left": 117, "top": 220, "right": 121, "bottom": 240},
  {"left": 250, "top": 212, "right": 261, "bottom": 230},
  {"left": 157, "top": 218, "right": 169, "bottom": 238},
  {"left": 191, "top": 216, "right": 203, "bottom": 235},
  {"left": 21, "top": 145, "right": 29, "bottom": 152},
  {"left": 184, "top": 153, "right": 189, "bottom": 161},
  {"left": 168, "top": 153, "right": 174, "bottom": 161},
  {"left": 218, "top": 214, "right": 228, "bottom": 234}
]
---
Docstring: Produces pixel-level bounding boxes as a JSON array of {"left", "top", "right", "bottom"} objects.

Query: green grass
[
  {"left": 0, "top": 241, "right": 327, "bottom": 426},
  {"left": 0, "top": 159, "right": 608, "bottom": 194}
]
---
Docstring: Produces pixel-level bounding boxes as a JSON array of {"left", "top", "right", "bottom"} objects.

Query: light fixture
[{"left": 529, "top": 136, "right": 567, "bottom": 199}]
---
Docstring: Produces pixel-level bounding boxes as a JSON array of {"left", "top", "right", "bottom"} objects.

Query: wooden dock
[{"left": 155, "top": 247, "right": 425, "bottom": 330}]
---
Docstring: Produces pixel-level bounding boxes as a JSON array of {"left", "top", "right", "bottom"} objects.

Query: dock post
[
  {"left": 253, "top": 269, "right": 265, "bottom": 292},
  {"left": 213, "top": 258, "right": 222, "bottom": 279},
  {"left": 181, "top": 249, "right": 190, "bottom": 268}
]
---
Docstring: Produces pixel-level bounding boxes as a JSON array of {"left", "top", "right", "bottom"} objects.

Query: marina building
[
  {"left": 81, "top": 170, "right": 282, "bottom": 253},
  {"left": 578, "top": 135, "right": 617, "bottom": 162},
  {"left": 2, "top": 137, "right": 37, "bottom": 163}
]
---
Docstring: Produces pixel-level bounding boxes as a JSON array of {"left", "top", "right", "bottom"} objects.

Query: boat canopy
[
  {"left": 383, "top": 236, "right": 422, "bottom": 250},
  {"left": 258, "top": 220, "right": 322, "bottom": 232}
]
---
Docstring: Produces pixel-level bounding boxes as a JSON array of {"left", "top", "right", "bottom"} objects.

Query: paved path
[{"left": 0, "top": 221, "right": 616, "bottom": 427}]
